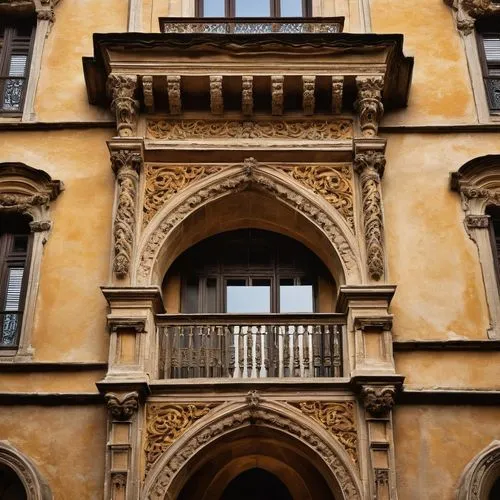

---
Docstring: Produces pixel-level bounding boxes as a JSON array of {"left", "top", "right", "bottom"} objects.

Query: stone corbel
[
  {"left": 242, "top": 76, "right": 253, "bottom": 116},
  {"left": 360, "top": 385, "right": 397, "bottom": 417},
  {"left": 107, "top": 74, "right": 139, "bottom": 137},
  {"left": 332, "top": 76, "right": 344, "bottom": 114},
  {"left": 167, "top": 76, "right": 182, "bottom": 115},
  {"left": 302, "top": 76, "right": 316, "bottom": 115},
  {"left": 271, "top": 75, "right": 284, "bottom": 116},
  {"left": 210, "top": 76, "right": 224, "bottom": 115},
  {"left": 354, "top": 140, "right": 387, "bottom": 282},
  {"left": 108, "top": 141, "right": 144, "bottom": 280},
  {"left": 355, "top": 76, "right": 384, "bottom": 138},
  {"left": 105, "top": 391, "right": 140, "bottom": 421}
]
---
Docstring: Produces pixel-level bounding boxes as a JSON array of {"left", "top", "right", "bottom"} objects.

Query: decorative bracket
[
  {"left": 210, "top": 76, "right": 224, "bottom": 115},
  {"left": 167, "top": 76, "right": 182, "bottom": 115},
  {"left": 242, "top": 76, "right": 253, "bottom": 116},
  {"left": 302, "top": 76, "right": 316, "bottom": 115},
  {"left": 107, "top": 74, "right": 139, "bottom": 137},
  {"left": 105, "top": 391, "right": 140, "bottom": 421},
  {"left": 355, "top": 76, "right": 384, "bottom": 138},
  {"left": 332, "top": 76, "right": 344, "bottom": 114},
  {"left": 271, "top": 75, "right": 284, "bottom": 116},
  {"left": 360, "top": 385, "right": 397, "bottom": 417}
]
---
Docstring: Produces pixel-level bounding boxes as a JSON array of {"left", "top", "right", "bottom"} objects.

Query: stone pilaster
[{"left": 107, "top": 74, "right": 139, "bottom": 138}]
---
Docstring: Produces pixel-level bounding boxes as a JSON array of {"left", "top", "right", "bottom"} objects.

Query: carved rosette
[
  {"left": 355, "top": 76, "right": 384, "bottom": 138},
  {"left": 107, "top": 74, "right": 139, "bottom": 137},
  {"left": 291, "top": 401, "right": 358, "bottom": 464},
  {"left": 105, "top": 392, "right": 140, "bottom": 421},
  {"left": 111, "top": 149, "right": 142, "bottom": 278},
  {"left": 145, "top": 403, "right": 218, "bottom": 473},
  {"left": 354, "top": 151, "right": 386, "bottom": 281},
  {"left": 360, "top": 386, "right": 396, "bottom": 417}
]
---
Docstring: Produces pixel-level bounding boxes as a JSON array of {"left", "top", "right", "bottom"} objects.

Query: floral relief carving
[
  {"left": 290, "top": 401, "right": 358, "bottom": 465},
  {"left": 145, "top": 403, "right": 219, "bottom": 474},
  {"left": 146, "top": 119, "right": 353, "bottom": 141},
  {"left": 355, "top": 76, "right": 384, "bottom": 138},
  {"left": 276, "top": 164, "right": 355, "bottom": 230},
  {"left": 144, "top": 403, "right": 361, "bottom": 500},
  {"left": 354, "top": 151, "right": 386, "bottom": 281},
  {"left": 111, "top": 149, "right": 142, "bottom": 278},
  {"left": 107, "top": 74, "right": 139, "bottom": 137},
  {"left": 360, "top": 386, "right": 396, "bottom": 417},
  {"left": 105, "top": 392, "right": 140, "bottom": 421},
  {"left": 143, "top": 164, "right": 224, "bottom": 226}
]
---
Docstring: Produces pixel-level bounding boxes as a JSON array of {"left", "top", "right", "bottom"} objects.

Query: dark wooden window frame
[
  {"left": 0, "top": 219, "right": 33, "bottom": 348},
  {"left": 0, "top": 20, "right": 36, "bottom": 115},
  {"left": 486, "top": 206, "right": 500, "bottom": 289},
  {"left": 476, "top": 19, "right": 500, "bottom": 112},
  {"left": 196, "top": 0, "right": 312, "bottom": 17}
]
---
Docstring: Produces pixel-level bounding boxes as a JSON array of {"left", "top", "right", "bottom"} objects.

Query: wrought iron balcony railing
[
  {"left": 158, "top": 313, "right": 345, "bottom": 380},
  {"left": 160, "top": 17, "right": 344, "bottom": 35}
]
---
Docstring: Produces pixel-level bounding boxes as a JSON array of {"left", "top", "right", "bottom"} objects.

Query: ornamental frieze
[
  {"left": 146, "top": 119, "right": 353, "bottom": 141},
  {"left": 143, "top": 164, "right": 224, "bottom": 226},
  {"left": 144, "top": 403, "right": 219, "bottom": 474},
  {"left": 276, "top": 164, "right": 354, "bottom": 231},
  {"left": 290, "top": 401, "right": 358, "bottom": 465}
]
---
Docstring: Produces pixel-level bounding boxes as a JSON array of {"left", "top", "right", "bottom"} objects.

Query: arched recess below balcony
[
  {"left": 141, "top": 399, "right": 363, "bottom": 500},
  {"left": 134, "top": 162, "right": 363, "bottom": 291}
]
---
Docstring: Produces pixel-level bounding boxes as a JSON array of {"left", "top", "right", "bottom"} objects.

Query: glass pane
[
  {"left": 280, "top": 281, "right": 313, "bottom": 313},
  {"left": 202, "top": 0, "right": 225, "bottom": 16},
  {"left": 2, "top": 79, "right": 25, "bottom": 112},
  {"left": 235, "top": 0, "right": 271, "bottom": 17},
  {"left": 280, "top": 0, "right": 304, "bottom": 16},
  {"left": 226, "top": 279, "right": 271, "bottom": 313}
]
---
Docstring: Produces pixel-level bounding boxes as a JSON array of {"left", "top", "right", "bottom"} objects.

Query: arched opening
[
  {"left": 162, "top": 228, "right": 336, "bottom": 314},
  {"left": 0, "top": 463, "right": 27, "bottom": 500},
  {"left": 219, "top": 468, "right": 292, "bottom": 500},
  {"left": 489, "top": 476, "right": 500, "bottom": 500}
]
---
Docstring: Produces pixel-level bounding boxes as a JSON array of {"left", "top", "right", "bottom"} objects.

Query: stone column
[{"left": 354, "top": 139, "right": 387, "bottom": 282}]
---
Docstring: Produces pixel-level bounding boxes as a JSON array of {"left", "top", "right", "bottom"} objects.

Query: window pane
[
  {"left": 202, "top": 0, "right": 225, "bottom": 16},
  {"left": 280, "top": 0, "right": 304, "bottom": 17},
  {"left": 4, "top": 267, "right": 24, "bottom": 311},
  {"left": 483, "top": 36, "right": 500, "bottom": 63},
  {"left": 8, "top": 55, "right": 28, "bottom": 77},
  {"left": 226, "top": 280, "right": 271, "bottom": 313},
  {"left": 235, "top": 0, "right": 271, "bottom": 17},
  {"left": 280, "top": 282, "right": 313, "bottom": 313}
]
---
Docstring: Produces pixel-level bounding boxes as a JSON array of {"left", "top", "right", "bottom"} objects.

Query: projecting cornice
[{"left": 83, "top": 31, "right": 413, "bottom": 121}]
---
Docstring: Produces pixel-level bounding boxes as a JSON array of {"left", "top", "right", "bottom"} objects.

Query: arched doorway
[{"left": 219, "top": 468, "right": 292, "bottom": 500}]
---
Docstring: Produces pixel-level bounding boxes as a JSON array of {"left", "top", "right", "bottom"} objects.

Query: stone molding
[
  {"left": 109, "top": 143, "right": 144, "bottom": 280},
  {"left": 360, "top": 385, "right": 397, "bottom": 417},
  {"left": 0, "top": 441, "right": 52, "bottom": 500},
  {"left": 355, "top": 76, "right": 384, "bottom": 138},
  {"left": 105, "top": 391, "right": 140, "bottom": 421},
  {"left": 457, "top": 440, "right": 500, "bottom": 500},
  {"left": 142, "top": 397, "right": 363, "bottom": 500},
  {"left": 354, "top": 143, "right": 387, "bottom": 282},
  {"left": 107, "top": 74, "right": 139, "bottom": 137},
  {"left": 135, "top": 160, "right": 362, "bottom": 287}
]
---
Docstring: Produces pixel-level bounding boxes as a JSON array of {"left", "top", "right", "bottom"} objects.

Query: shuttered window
[
  {"left": 477, "top": 20, "right": 500, "bottom": 111},
  {"left": 487, "top": 206, "right": 500, "bottom": 288},
  {"left": 0, "top": 22, "right": 35, "bottom": 113},
  {"left": 0, "top": 215, "right": 32, "bottom": 348}
]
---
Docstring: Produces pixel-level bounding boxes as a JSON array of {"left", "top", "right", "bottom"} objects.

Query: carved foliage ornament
[
  {"left": 111, "top": 150, "right": 142, "bottom": 278},
  {"left": 291, "top": 401, "right": 358, "bottom": 465},
  {"left": 107, "top": 74, "right": 139, "bottom": 137},
  {"left": 360, "top": 386, "right": 396, "bottom": 417},
  {"left": 355, "top": 76, "right": 384, "bottom": 138},
  {"left": 354, "top": 151, "right": 386, "bottom": 281},
  {"left": 146, "top": 119, "right": 353, "bottom": 141},
  {"left": 105, "top": 392, "right": 140, "bottom": 421}
]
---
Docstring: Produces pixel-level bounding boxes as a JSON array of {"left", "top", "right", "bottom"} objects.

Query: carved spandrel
[
  {"left": 143, "top": 164, "right": 224, "bottom": 226},
  {"left": 355, "top": 76, "right": 384, "bottom": 138},
  {"left": 290, "top": 401, "right": 358, "bottom": 465},
  {"left": 107, "top": 74, "right": 139, "bottom": 137},
  {"left": 276, "top": 164, "right": 354, "bottom": 230},
  {"left": 354, "top": 150, "right": 386, "bottom": 281}
]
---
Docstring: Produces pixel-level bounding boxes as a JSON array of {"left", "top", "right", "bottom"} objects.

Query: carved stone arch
[
  {"left": 451, "top": 155, "right": 500, "bottom": 338},
  {"left": 134, "top": 160, "right": 363, "bottom": 288},
  {"left": 0, "top": 441, "right": 52, "bottom": 499},
  {"left": 457, "top": 440, "right": 500, "bottom": 500},
  {"left": 142, "top": 398, "right": 363, "bottom": 500}
]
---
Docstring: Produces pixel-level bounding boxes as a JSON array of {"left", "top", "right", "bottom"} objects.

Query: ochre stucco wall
[
  {"left": 0, "top": 406, "right": 106, "bottom": 499},
  {"left": 394, "top": 406, "right": 500, "bottom": 500},
  {"left": 1, "top": 130, "right": 114, "bottom": 361},
  {"left": 34, "top": 0, "right": 128, "bottom": 122},
  {"left": 383, "top": 133, "right": 500, "bottom": 341},
  {"left": 371, "top": 0, "right": 476, "bottom": 125}
]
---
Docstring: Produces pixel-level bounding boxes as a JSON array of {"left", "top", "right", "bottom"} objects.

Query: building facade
[{"left": 0, "top": 0, "right": 499, "bottom": 499}]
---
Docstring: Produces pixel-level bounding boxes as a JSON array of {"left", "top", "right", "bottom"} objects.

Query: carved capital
[
  {"left": 465, "top": 214, "right": 490, "bottom": 229},
  {"left": 107, "top": 74, "right": 139, "bottom": 137},
  {"left": 105, "top": 392, "right": 139, "bottom": 421},
  {"left": 111, "top": 472, "right": 127, "bottom": 489},
  {"left": 355, "top": 76, "right": 384, "bottom": 138},
  {"left": 361, "top": 385, "right": 396, "bottom": 417},
  {"left": 375, "top": 468, "right": 389, "bottom": 486},
  {"left": 29, "top": 220, "right": 52, "bottom": 232},
  {"left": 36, "top": 7, "right": 55, "bottom": 21}
]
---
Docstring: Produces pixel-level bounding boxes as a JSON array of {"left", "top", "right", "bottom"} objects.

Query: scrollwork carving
[
  {"left": 107, "top": 74, "right": 139, "bottom": 137},
  {"left": 143, "top": 164, "right": 224, "bottom": 226},
  {"left": 360, "top": 386, "right": 396, "bottom": 417},
  {"left": 105, "top": 392, "right": 139, "bottom": 421},
  {"left": 276, "top": 164, "right": 354, "bottom": 230},
  {"left": 354, "top": 151, "right": 386, "bottom": 281},
  {"left": 146, "top": 119, "right": 353, "bottom": 141},
  {"left": 291, "top": 401, "right": 358, "bottom": 465},
  {"left": 145, "top": 403, "right": 218, "bottom": 473},
  {"left": 355, "top": 76, "right": 384, "bottom": 138},
  {"left": 111, "top": 150, "right": 142, "bottom": 278}
]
